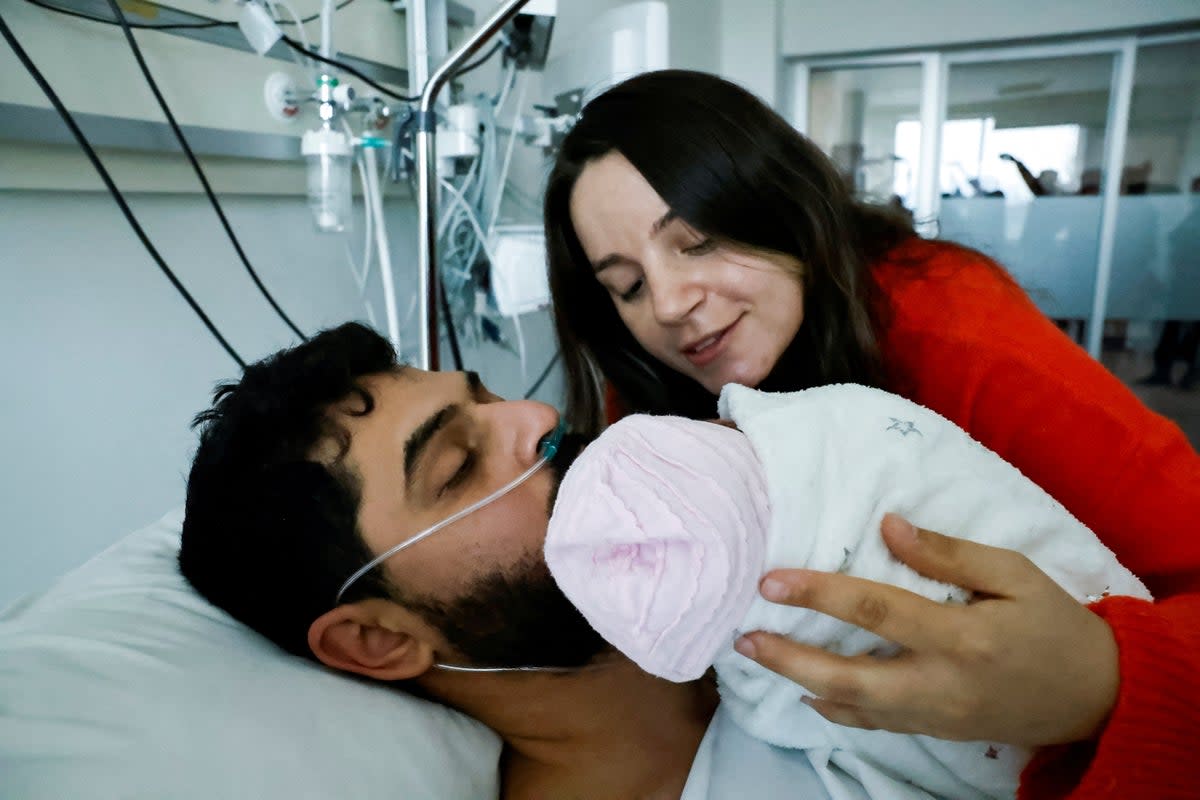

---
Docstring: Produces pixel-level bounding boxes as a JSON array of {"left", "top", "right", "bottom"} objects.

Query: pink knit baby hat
[{"left": 545, "top": 414, "right": 770, "bottom": 681}]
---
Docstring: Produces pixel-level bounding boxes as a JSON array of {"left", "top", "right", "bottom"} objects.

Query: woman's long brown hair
[{"left": 545, "top": 70, "right": 915, "bottom": 436}]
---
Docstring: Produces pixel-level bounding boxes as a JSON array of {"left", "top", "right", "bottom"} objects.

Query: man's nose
[
  {"left": 648, "top": 262, "right": 704, "bottom": 325},
  {"left": 481, "top": 399, "right": 561, "bottom": 466}
]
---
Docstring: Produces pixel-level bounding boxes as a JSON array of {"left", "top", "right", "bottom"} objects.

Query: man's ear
[{"left": 308, "top": 599, "right": 437, "bottom": 681}]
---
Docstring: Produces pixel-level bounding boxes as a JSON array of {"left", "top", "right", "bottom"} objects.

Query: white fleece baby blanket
[{"left": 713, "top": 383, "right": 1151, "bottom": 800}]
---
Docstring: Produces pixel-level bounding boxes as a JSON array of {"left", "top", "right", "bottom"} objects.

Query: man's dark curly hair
[{"left": 179, "top": 322, "right": 402, "bottom": 659}]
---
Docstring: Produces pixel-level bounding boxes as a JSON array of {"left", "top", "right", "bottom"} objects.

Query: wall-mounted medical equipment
[
  {"left": 236, "top": 0, "right": 561, "bottom": 370},
  {"left": 406, "top": 0, "right": 669, "bottom": 372},
  {"left": 302, "top": 123, "right": 354, "bottom": 232},
  {"left": 489, "top": 224, "right": 551, "bottom": 315},
  {"left": 7, "top": 0, "right": 665, "bottom": 378}
]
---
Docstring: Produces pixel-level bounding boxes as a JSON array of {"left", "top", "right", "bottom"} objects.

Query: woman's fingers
[
  {"left": 736, "top": 633, "right": 909, "bottom": 708},
  {"left": 757, "top": 567, "right": 964, "bottom": 652},
  {"left": 741, "top": 516, "right": 1124, "bottom": 746},
  {"left": 880, "top": 513, "right": 1041, "bottom": 597},
  {"left": 801, "top": 696, "right": 887, "bottom": 732}
]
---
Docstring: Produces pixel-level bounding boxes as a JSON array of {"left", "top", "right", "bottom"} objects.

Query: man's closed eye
[{"left": 439, "top": 450, "right": 477, "bottom": 498}]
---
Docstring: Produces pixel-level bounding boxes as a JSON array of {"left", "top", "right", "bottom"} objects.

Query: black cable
[
  {"left": 453, "top": 40, "right": 503, "bottom": 79},
  {"left": 28, "top": 0, "right": 494, "bottom": 106},
  {"left": 281, "top": 36, "right": 420, "bottom": 102},
  {"left": 24, "top": 0, "right": 356, "bottom": 30},
  {"left": 24, "top": 0, "right": 226, "bottom": 28},
  {"left": 524, "top": 351, "right": 560, "bottom": 399},
  {"left": 0, "top": 12, "right": 246, "bottom": 369},
  {"left": 438, "top": 282, "right": 465, "bottom": 372},
  {"left": 107, "top": 0, "right": 307, "bottom": 342},
  {"left": 282, "top": 34, "right": 505, "bottom": 103},
  {"left": 287, "top": 0, "right": 359, "bottom": 26}
]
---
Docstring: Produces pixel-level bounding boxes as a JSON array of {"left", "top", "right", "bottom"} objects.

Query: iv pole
[{"left": 413, "top": 0, "right": 532, "bottom": 370}]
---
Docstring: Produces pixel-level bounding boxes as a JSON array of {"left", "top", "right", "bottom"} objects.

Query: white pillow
[{"left": 0, "top": 510, "right": 502, "bottom": 799}]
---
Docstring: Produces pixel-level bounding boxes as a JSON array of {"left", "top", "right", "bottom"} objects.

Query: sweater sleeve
[
  {"left": 876, "top": 244, "right": 1200, "bottom": 799},
  {"left": 604, "top": 382, "right": 629, "bottom": 426},
  {"left": 1020, "top": 595, "right": 1200, "bottom": 800}
]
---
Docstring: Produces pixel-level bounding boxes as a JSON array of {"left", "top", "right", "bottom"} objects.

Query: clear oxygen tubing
[
  {"left": 342, "top": 121, "right": 372, "bottom": 292},
  {"left": 362, "top": 141, "right": 402, "bottom": 353},
  {"left": 433, "top": 661, "right": 609, "bottom": 674},
  {"left": 334, "top": 419, "right": 566, "bottom": 604},
  {"left": 430, "top": 416, "right": 608, "bottom": 675},
  {"left": 486, "top": 69, "right": 526, "bottom": 236}
]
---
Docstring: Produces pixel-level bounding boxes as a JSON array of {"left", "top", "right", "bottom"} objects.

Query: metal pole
[
  {"left": 406, "top": 0, "right": 430, "bottom": 91},
  {"left": 1087, "top": 39, "right": 1137, "bottom": 359},
  {"left": 415, "top": 0, "right": 531, "bottom": 370},
  {"left": 915, "top": 52, "right": 945, "bottom": 239}
]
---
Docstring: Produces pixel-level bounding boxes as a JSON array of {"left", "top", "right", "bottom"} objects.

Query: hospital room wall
[
  {"left": 780, "top": 0, "right": 1200, "bottom": 57},
  {"left": 0, "top": 0, "right": 732, "bottom": 609},
  {"left": 0, "top": 187, "right": 563, "bottom": 609},
  {"left": 702, "top": 0, "right": 1200, "bottom": 117}
]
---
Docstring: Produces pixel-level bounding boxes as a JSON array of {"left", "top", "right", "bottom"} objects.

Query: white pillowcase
[{"left": 0, "top": 510, "right": 501, "bottom": 799}]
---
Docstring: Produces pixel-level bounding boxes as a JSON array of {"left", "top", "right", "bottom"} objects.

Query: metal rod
[
  {"left": 915, "top": 52, "right": 946, "bottom": 238},
  {"left": 407, "top": 0, "right": 431, "bottom": 92},
  {"left": 415, "top": 0, "right": 531, "bottom": 370},
  {"left": 1087, "top": 39, "right": 1138, "bottom": 359}
]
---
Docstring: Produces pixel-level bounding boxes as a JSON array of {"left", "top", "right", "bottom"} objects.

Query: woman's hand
[{"left": 733, "top": 514, "right": 1120, "bottom": 747}]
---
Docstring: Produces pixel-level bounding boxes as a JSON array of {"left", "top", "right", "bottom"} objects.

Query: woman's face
[{"left": 569, "top": 152, "right": 806, "bottom": 394}]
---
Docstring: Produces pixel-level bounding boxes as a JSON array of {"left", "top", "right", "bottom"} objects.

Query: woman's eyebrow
[
  {"left": 592, "top": 254, "right": 622, "bottom": 273},
  {"left": 592, "top": 211, "right": 678, "bottom": 273},
  {"left": 651, "top": 209, "right": 677, "bottom": 236}
]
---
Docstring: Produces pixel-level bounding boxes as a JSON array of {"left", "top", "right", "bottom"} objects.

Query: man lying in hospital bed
[
  {"left": 545, "top": 384, "right": 1150, "bottom": 800},
  {"left": 0, "top": 322, "right": 1136, "bottom": 799}
]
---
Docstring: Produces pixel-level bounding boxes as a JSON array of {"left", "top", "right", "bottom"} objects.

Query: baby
[{"left": 545, "top": 383, "right": 1150, "bottom": 800}]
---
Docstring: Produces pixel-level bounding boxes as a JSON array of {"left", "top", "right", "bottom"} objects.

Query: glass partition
[
  {"left": 936, "top": 53, "right": 1115, "bottom": 338},
  {"left": 808, "top": 65, "right": 924, "bottom": 211},
  {"left": 793, "top": 34, "right": 1200, "bottom": 445},
  {"left": 1102, "top": 40, "right": 1200, "bottom": 439}
]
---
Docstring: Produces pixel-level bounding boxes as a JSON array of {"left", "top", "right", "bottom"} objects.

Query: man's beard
[
  {"left": 406, "top": 431, "right": 610, "bottom": 669},
  {"left": 409, "top": 553, "right": 611, "bottom": 669}
]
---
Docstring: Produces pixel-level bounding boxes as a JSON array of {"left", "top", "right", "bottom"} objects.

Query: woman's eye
[
  {"left": 683, "top": 237, "right": 717, "bottom": 256},
  {"left": 439, "top": 451, "right": 475, "bottom": 497},
  {"left": 618, "top": 279, "right": 644, "bottom": 302}
]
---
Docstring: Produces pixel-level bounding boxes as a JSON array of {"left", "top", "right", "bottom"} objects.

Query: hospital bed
[{"left": 0, "top": 510, "right": 503, "bottom": 798}]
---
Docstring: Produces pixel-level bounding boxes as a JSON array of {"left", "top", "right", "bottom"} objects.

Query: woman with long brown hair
[{"left": 545, "top": 69, "right": 1200, "bottom": 798}]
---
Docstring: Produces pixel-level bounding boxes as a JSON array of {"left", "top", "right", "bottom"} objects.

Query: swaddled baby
[{"left": 545, "top": 383, "right": 1151, "bottom": 800}]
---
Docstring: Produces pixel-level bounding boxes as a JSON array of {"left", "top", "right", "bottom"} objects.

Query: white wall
[
  {"left": 669, "top": 0, "right": 720, "bottom": 74},
  {"left": 0, "top": 0, "right": 736, "bottom": 607},
  {"left": 0, "top": 0, "right": 568, "bottom": 608},
  {"left": 0, "top": 0, "right": 413, "bottom": 194},
  {"left": 782, "top": 0, "right": 1200, "bottom": 58},
  {"left": 0, "top": 187, "right": 561, "bottom": 608},
  {"left": 0, "top": 191, "right": 373, "bottom": 605},
  {"left": 663, "top": 0, "right": 779, "bottom": 103}
]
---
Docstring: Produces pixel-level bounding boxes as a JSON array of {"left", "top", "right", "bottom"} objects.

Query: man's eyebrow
[
  {"left": 465, "top": 370, "right": 483, "bottom": 398},
  {"left": 591, "top": 210, "right": 678, "bottom": 273},
  {"left": 404, "top": 404, "right": 460, "bottom": 491},
  {"left": 402, "top": 373, "right": 479, "bottom": 492}
]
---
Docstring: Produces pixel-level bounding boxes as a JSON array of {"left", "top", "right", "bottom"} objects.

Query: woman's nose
[
  {"left": 648, "top": 263, "right": 704, "bottom": 325},
  {"left": 480, "top": 399, "right": 561, "bottom": 467}
]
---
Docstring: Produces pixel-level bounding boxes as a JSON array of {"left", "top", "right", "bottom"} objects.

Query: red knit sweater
[
  {"left": 873, "top": 238, "right": 1200, "bottom": 799},
  {"left": 605, "top": 237, "right": 1200, "bottom": 798}
]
